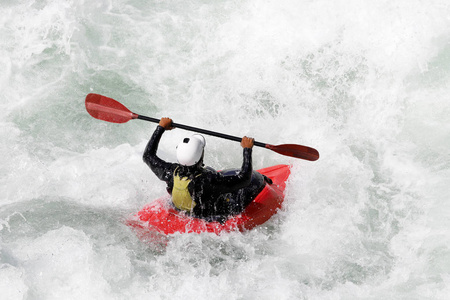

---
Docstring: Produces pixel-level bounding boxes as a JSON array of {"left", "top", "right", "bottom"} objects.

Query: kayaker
[{"left": 143, "top": 117, "right": 268, "bottom": 221}]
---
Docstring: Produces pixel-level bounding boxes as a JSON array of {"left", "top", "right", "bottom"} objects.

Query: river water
[{"left": 1, "top": 0, "right": 449, "bottom": 299}]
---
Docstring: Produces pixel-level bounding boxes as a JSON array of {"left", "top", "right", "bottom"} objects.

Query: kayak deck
[{"left": 127, "top": 164, "right": 291, "bottom": 236}]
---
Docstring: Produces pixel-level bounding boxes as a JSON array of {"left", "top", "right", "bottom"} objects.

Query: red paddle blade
[
  {"left": 265, "top": 144, "right": 320, "bottom": 161},
  {"left": 85, "top": 93, "right": 137, "bottom": 123}
]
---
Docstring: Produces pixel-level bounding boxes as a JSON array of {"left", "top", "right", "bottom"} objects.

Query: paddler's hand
[
  {"left": 241, "top": 136, "right": 254, "bottom": 149},
  {"left": 159, "top": 117, "right": 174, "bottom": 130}
]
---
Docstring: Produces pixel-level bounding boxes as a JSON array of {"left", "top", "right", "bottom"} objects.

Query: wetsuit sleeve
[
  {"left": 143, "top": 125, "right": 176, "bottom": 183},
  {"left": 210, "top": 148, "right": 253, "bottom": 193}
]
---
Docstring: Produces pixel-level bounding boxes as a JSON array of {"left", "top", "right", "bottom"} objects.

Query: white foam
[
  {"left": 1, "top": 0, "right": 450, "bottom": 298},
  {"left": 6, "top": 226, "right": 112, "bottom": 299}
]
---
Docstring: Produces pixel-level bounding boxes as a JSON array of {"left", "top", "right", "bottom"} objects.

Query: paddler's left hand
[{"left": 159, "top": 117, "right": 174, "bottom": 130}]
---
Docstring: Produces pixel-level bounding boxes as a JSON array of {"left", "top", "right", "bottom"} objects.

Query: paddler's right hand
[
  {"left": 159, "top": 117, "right": 174, "bottom": 130},
  {"left": 241, "top": 136, "right": 254, "bottom": 149}
]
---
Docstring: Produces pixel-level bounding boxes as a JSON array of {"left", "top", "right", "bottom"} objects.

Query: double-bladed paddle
[{"left": 85, "top": 93, "right": 320, "bottom": 161}]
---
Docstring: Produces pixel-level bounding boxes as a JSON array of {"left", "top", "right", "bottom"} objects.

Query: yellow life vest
[{"left": 172, "top": 167, "right": 201, "bottom": 211}]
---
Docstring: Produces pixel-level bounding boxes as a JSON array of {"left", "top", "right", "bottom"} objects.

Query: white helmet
[{"left": 176, "top": 134, "right": 206, "bottom": 166}]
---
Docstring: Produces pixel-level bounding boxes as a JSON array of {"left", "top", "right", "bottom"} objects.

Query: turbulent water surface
[{"left": 1, "top": 0, "right": 450, "bottom": 299}]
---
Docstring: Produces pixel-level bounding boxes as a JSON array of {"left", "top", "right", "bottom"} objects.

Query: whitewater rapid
[{"left": 1, "top": 0, "right": 450, "bottom": 299}]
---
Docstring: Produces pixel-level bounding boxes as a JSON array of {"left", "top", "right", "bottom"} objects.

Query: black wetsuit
[{"left": 143, "top": 125, "right": 264, "bottom": 220}]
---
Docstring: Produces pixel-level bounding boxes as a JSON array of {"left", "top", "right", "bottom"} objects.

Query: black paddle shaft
[{"left": 137, "top": 115, "right": 266, "bottom": 148}]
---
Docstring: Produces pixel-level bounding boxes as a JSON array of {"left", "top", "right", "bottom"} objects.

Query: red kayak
[{"left": 127, "top": 164, "right": 290, "bottom": 237}]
